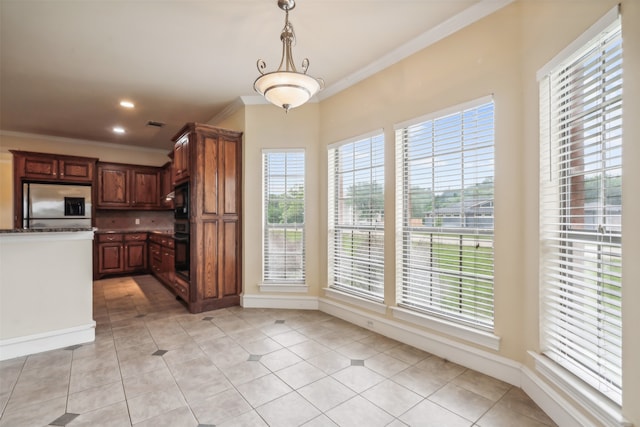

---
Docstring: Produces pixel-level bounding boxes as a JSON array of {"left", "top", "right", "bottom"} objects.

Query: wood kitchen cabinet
[
  {"left": 130, "top": 168, "right": 160, "bottom": 208},
  {"left": 160, "top": 161, "right": 174, "bottom": 209},
  {"left": 173, "top": 134, "right": 190, "bottom": 185},
  {"left": 171, "top": 123, "right": 242, "bottom": 313},
  {"left": 148, "top": 233, "right": 175, "bottom": 290},
  {"left": 124, "top": 233, "right": 147, "bottom": 271},
  {"left": 97, "top": 163, "right": 129, "bottom": 208},
  {"left": 97, "top": 162, "right": 162, "bottom": 209},
  {"left": 95, "top": 232, "right": 147, "bottom": 278},
  {"left": 11, "top": 150, "right": 96, "bottom": 183},
  {"left": 149, "top": 241, "right": 162, "bottom": 276},
  {"left": 10, "top": 150, "right": 98, "bottom": 228}
]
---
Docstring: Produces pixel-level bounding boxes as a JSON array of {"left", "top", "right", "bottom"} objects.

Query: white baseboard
[
  {"left": 0, "top": 322, "right": 96, "bottom": 361},
  {"left": 521, "top": 366, "right": 595, "bottom": 427},
  {"left": 318, "top": 297, "right": 522, "bottom": 386},
  {"left": 241, "top": 294, "right": 319, "bottom": 310}
]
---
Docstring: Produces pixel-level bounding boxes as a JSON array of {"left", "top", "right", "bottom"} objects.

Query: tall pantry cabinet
[{"left": 172, "top": 123, "right": 243, "bottom": 313}]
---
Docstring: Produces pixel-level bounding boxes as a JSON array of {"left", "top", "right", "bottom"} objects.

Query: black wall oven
[
  {"left": 174, "top": 219, "right": 190, "bottom": 282},
  {"left": 174, "top": 183, "right": 189, "bottom": 219},
  {"left": 174, "top": 183, "right": 190, "bottom": 283}
]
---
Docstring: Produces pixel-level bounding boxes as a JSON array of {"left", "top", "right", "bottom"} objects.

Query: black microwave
[{"left": 174, "top": 183, "right": 189, "bottom": 219}]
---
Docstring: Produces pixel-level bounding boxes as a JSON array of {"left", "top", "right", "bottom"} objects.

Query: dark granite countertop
[
  {"left": 0, "top": 227, "right": 95, "bottom": 234},
  {"left": 95, "top": 229, "right": 173, "bottom": 235}
]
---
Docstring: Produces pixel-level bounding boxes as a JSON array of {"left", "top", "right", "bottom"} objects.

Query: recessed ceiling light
[
  {"left": 113, "top": 127, "right": 125, "bottom": 134},
  {"left": 119, "top": 100, "right": 135, "bottom": 108}
]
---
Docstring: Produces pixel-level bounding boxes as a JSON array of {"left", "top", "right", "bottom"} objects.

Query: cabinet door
[
  {"left": 131, "top": 168, "right": 160, "bottom": 208},
  {"left": 174, "top": 136, "right": 190, "bottom": 184},
  {"left": 22, "top": 156, "right": 58, "bottom": 180},
  {"left": 149, "top": 242, "right": 162, "bottom": 277},
  {"left": 160, "top": 163, "right": 174, "bottom": 209},
  {"left": 221, "top": 137, "right": 240, "bottom": 215},
  {"left": 59, "top": 159, "right": 94, "bottom": 183},
  {"left": 220, "top": 219, "right": 240, "bottom": 297},
  {"left": 98, "top": 243, "right": 124, "bottom": 274},
  {"left": 162, "top": 247, "right": 175, "bottom": 285},
  {"left": 97, "top": 164, "right": 129, "bottom": 208},
  {"left": 125, "top": 241, "right": 147, "bottom": 272}
]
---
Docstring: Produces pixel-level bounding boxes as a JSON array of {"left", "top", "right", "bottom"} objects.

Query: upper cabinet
[
  {"left": 131, "top": 167, "right": 160, "bottom": 208},
  {"left": 97, "top": 162, "right": 164, "bottom": 210},
  {"left": 97, "top": 163, "right": 129, "bottom": 208},
  {"left": 11, "top": 150, "right": 96, "bottom": 183},
  {"left": 10, "top": 150, "right": 98, "bottom": 228},
  {"left": 173, "top": 134, "right": 190, "bottom": 185},
  {"left": 160, "top": 161, "right": 174, "bottom": 209}
]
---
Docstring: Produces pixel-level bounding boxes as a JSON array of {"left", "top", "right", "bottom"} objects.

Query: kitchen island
[{"left": 0, "top": 228, "right": 95, "bottom": 360}]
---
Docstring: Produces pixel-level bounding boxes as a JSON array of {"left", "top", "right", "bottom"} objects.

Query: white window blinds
[
  {"left": 539, "top": 15, "right": 622, "bottom": 404},
  {"left": 263, "top": 150, "right": 305, "bottom": 283},
  {"left": 328, "top": 132, "right": 385, "bottom": 300},
  {"left": 395, "top": 98, "right": 495, "bottom": 330}
]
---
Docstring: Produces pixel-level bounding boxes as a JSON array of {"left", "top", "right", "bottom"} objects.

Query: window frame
[
  {"left": 394, "top": 96, "right": 496, "bottom": 332},
  {"left": 327, "top": 130, "right": 385, "bottom": 302},
  {"left": 538, "top": 6, "right": 623, "bottom": 408},
  {"left": 261, "top": 149, "right": 306, "bottom": 287}
]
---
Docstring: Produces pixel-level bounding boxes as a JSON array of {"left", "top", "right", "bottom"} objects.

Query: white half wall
[{"left": 0, "top": 231, "right": 96, "bottom": 360}]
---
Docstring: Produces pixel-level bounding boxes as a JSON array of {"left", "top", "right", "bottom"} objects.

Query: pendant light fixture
[{"left": 254, "top": 0, "right": 324, "bottom": 112}]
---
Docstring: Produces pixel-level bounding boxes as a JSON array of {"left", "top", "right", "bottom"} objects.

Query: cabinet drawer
[
  {"left": 98, "top": 233, "right": 124, "bottom": 243},
  {"left": 125, "top": 233, "right": 147, "bottom": 242},
  {"left": 174, "top": 279, "right": 189, "bottom": 300},
  {"left": 149, "top": 234, "right": 174, "bottom": 248},
  {"left": 149, "top": 234, "right": 163, "bottom": 244}
]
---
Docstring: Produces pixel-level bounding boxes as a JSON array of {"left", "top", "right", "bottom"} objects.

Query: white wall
[
  {"left": 320, "top": 0, "right": 525, "bottom": 360},
  {"left": 242, "top": 104, "right": 321, "bottom": 297}
]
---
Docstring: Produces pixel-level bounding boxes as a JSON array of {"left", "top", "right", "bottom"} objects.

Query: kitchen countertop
[
  {"left": 95, "top": 229, "right": 173, "bottom": 235},
  {"left": 0, "top": 227, "right": 95, "bottom": 234}
]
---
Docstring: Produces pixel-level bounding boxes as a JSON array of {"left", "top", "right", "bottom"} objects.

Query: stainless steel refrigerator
[{"left": 23, "top": 183, "right": 92, "bottom": 229}]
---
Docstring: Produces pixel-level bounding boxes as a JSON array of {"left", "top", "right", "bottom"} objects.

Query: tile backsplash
[{"left": 95, "top": 210, "right": 173, "bottom": 231}]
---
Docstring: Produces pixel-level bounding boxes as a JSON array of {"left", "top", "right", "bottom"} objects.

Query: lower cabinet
[
  {"left": 148, "top": 234, "right": 176, "bottom": 293},
  {"left": 98, "top": 241, "right": 124, "bottom": 274},
  {"left": 95, "top": 232, "right": 179, "bottom": 299},
  {"left": 124, "top": 234, "right": 147, "bottom": 271},
  {"left": 96, "top": 233, "right": 147, "bottom": 278}
]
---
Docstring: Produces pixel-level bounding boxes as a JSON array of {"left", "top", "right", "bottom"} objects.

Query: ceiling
[{"left": 0, "top": 0, "right": 504, "bottom": 152}]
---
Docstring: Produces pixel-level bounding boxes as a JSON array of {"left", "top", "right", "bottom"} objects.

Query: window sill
[
  {"left": 528, "top": 351, "right": 630, "bottom": 427},
  {"left": 390, "top": 307, "right": 500, "bottom": 351},
  {"left": 323, "top": 288, "right": 387, "bottom": 314},
  {"left": 259, "top": 283, "right": 309, "bottom": 293}
]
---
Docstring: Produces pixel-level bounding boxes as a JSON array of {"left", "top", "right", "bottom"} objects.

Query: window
[
  {"left": 262, "top": 150, "right": 305, "bottom": 283},
  {"left": 328, "top": 131, "right": 385, "bottom": 300},
  {"left": 539, "top": 15, "right": 622, "bottom": 404},
  {"left": 395, "top": 98, "right": 495, "bottom": 330}
]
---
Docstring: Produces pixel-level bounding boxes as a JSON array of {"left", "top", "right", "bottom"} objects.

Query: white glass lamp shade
[{"left": 254, "top": 71, "right": 322, "bottom": 111}]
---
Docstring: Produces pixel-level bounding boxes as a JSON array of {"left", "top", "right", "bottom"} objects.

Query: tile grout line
[
  {"left": 108, "top": 284, "right": 135, "bottom": 427},
  {"left": 0, "top": 354, "right": 27, "bottom": 419}
]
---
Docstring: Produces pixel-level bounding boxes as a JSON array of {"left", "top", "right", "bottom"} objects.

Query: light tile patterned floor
[{"left": 0, "top": 275, "right": 557, "bottom": 427}]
